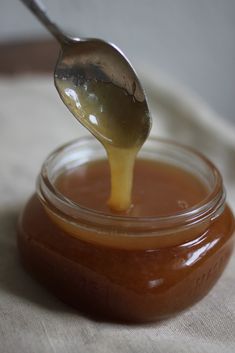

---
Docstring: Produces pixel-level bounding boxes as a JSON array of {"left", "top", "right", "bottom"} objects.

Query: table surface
[{"left": 0, "top": 39, "right": 59, "bottom": 75}]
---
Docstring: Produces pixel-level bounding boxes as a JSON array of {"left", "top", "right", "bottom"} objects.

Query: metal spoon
[
  {"left": 20, "top": 0, "right": 151, "bottom": 150},
  {"left": 20, "top": 0, "right": 152, "bottom": 211}
]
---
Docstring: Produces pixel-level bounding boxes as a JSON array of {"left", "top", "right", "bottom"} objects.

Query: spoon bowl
[
  {"left": 20, "top": 0, "right": 152, "bottom": 210},
  {"left": 20, "top": 0, "right": 151, "bottom": 149},
  {"left": 54, "top": 38, "right": 151, "bottom": 148}
]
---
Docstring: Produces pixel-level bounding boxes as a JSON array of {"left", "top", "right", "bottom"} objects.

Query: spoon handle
[{"left": 20, "top": 0, "right": 71, "bottom": 45}]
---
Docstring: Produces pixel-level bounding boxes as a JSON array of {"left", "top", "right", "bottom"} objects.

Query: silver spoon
[
  {"left": 20, "top": 0, "right": 152, "bottom": 211},
  {"left": 20, "top": 0, "right": 151, "bottom": 150}
]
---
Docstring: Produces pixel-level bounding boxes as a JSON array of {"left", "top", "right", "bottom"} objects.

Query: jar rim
[{"left": 37, "top": 136, "right": 225, "bottom": 231}]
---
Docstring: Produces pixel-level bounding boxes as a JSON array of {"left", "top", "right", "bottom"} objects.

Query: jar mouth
[{"left": 37, "top": 136, "right": 225, "bottom": 230}]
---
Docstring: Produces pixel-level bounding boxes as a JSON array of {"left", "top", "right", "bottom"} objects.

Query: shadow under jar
[{"left": 18, "top": 137, "right": 235, "bottom": 323}]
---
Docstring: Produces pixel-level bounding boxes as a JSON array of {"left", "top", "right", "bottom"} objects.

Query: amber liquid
[
  {"left": 18, "top": 194, "right": 234, "bottom": 322},
  {"left": 55, "top": 158, "right": 208, "bottom": 217},
  {"left": 18, "top": 155, "right": 235, "bottom": 322}
]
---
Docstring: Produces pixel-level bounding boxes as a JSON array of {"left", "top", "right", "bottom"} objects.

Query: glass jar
[{"left": 18, "top": 137, "right": 235, "bottom": 322}]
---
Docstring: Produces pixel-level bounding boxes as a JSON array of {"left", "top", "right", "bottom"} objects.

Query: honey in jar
[{"left": 18, "top": 137, "right": 235, "bottom": 322}]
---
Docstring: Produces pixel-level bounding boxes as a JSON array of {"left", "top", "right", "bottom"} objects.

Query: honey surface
[{"left": 55, "top": 159, "right": 208, "bottom": 217}]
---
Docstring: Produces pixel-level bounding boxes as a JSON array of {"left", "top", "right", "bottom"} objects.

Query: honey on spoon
[{"left": 20, "top": 0, "right": 151, "bottom": 212}]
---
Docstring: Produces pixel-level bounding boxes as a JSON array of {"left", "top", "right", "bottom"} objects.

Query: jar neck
[{"left": 37, "top": 137, "right": 226, "bottom": 249}]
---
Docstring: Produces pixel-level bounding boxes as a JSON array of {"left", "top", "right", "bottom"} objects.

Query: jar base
[{"left": 17, "top": 195, "right": 234, "bottom": 323}]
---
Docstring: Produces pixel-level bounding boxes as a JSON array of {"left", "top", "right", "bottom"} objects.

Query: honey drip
[{"left": 55, "top": 78, "right": 150, "bottom": 211}]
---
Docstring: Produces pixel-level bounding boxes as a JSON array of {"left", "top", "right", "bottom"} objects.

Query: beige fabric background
[{"left": 0, "top": 74, "right": 234, "bottom": 353}]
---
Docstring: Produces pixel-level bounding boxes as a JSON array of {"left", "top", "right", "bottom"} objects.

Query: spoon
[{"left": 20, "top": 0, "right": 152, "bottom": 211}]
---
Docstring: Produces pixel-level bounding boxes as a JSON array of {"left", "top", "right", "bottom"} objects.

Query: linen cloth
[{"left": 0, "top": 74, "right": 234, "bottom": 353}]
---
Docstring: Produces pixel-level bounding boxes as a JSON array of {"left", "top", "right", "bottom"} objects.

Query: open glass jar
[{"left": 18, "top": 137, "right": 235, "bottom": 322}]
